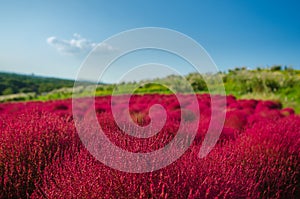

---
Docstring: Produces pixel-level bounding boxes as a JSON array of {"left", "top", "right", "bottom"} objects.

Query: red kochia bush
[
  {"left": 238, "top": 99, "right": 258, "bottom": 109},
  {"left": 0, "top": 110, "right": 79, "bottom": 198},
  {"left": 255, "top": 100, "right": 282, "bottom": 111},
  {"left": 281, "top": 107, "right": 295, "bottom": 116},
  {"left": 224, "top": 110, "right": 248, "bottom": 130}
]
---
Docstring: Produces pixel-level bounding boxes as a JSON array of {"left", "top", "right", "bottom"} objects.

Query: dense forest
[{"left": 0, "top": 72, "right": 75, "bottom": 95}]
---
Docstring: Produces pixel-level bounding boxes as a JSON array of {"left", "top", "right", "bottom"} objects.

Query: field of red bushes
[{"left": 0, "top": 94, "right": 299, "bottom": 198}]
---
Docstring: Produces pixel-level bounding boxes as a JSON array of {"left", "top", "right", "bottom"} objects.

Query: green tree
[{"left": 2, "top": 87, "right": 15, "bottom": 95}]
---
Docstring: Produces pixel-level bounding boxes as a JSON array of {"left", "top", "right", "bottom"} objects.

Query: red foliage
[{"left": 0, "top": 94, "right": 298, "bottom": 198}]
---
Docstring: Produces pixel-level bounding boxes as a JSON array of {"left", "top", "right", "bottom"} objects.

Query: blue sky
[{"left": 0, "top": 0, "right": 299, "bottom": 82}]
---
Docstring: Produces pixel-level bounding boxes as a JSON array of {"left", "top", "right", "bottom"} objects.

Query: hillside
[
  {"left": 0, "top": 72, "right": 93, "bottom": 101},
  {"left": 122, "top": 66, "right": 300, "bottom": 112},
  {"left": 0, "top": 72, "right": 76, "bottom": 95}
]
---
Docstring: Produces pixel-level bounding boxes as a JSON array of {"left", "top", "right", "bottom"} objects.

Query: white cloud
[{"left": 46, "top": 33, "right": 116, "bottom": 55}]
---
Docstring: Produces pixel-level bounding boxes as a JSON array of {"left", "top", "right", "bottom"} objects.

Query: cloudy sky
[{"left": 0, "top": 0, "right": 299, "bottom": 82}]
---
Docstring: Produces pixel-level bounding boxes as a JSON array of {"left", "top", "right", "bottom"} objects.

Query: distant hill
[{"left": 0, "top": 72, "right": 76, "bottom": 95}]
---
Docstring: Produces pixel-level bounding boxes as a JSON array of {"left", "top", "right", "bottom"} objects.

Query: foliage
[
  {"left": 0, "top": 72, "right": 87, "bottom": 95},
  {"left": 0, "top": 94, "right": 299, "bottom": 198}
]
